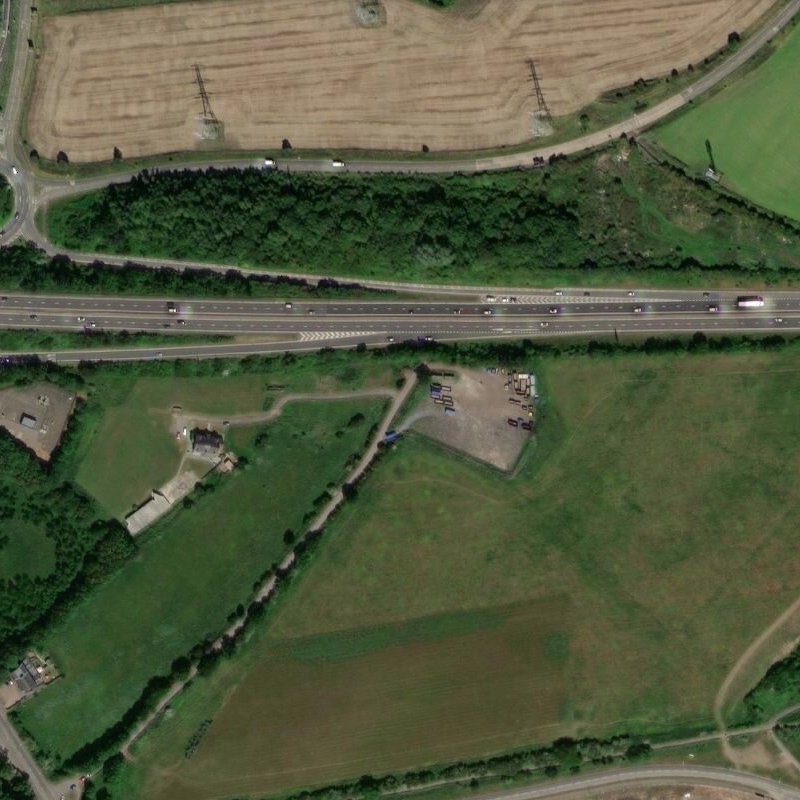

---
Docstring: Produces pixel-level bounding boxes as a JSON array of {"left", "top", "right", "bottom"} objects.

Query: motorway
[{"left": 0, "top": 290, "right": 799, "bottom": 361}]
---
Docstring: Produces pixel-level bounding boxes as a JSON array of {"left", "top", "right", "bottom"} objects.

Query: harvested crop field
[
  {"left": 145, "top": 599, "right": 569, "bottom": 800},
  {"left": 29, "top": 0, "right": 775, "bottom": 162}
]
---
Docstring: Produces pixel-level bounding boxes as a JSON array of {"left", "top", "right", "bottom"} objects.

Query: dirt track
[{"left": 28, "top": 0, "right": 775, "bottom": 162}]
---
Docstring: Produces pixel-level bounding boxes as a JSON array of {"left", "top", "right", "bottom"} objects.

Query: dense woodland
[
  {"left": 0, "top": 423, "right": 135, "bottom": 666},
  {"left": 743, "top": 646, "right": 800, "bottom": 722},
  {"left": 0, "top": 751, "right": 33, "bottom": 800},
  {"left": 45, "top": 148, "right": 800, "bottom": 284}
]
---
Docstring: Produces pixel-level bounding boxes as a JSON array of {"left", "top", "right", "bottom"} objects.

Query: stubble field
[{"left": 28, "top": 0, "right": 775, "bottom": 162}]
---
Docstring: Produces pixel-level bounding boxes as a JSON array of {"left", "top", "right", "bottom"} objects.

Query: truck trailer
[{"left": 736, "top": 296, "right": 765, "bottom": 308}]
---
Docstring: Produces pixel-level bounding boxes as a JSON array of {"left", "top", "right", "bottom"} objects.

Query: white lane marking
[{"left": 298, "top": 331, "right": 373, "bottom": 342}]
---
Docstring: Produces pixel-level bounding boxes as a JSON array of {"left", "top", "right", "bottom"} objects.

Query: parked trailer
[
  {"left": 507, "top": 418, "right": 519, "bottom": 427},
  {"left": 433, "top": 398, "right": 445, "bottom": 405},
  {"left": 737, "top": 295, "right": 765, "bottom": 308},
  {"left": 384, "top": 431, "right": 402, "bottom": 444},
  {"left": 445, "top": 407, "right": 456, "bottom": 416}
]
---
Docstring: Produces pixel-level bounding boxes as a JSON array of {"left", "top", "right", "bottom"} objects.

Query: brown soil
[{"left": 28, "top": 0, "right": 774, "bottom": 161}]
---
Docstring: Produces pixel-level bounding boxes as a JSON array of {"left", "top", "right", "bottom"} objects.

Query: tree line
[{"left": 0, "top": 242, "right": 380, "bottom": 299}]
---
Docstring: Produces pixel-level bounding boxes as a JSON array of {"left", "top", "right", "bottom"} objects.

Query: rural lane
[{"left": 0, "top": 705, "right": 78, "bottom": 799}]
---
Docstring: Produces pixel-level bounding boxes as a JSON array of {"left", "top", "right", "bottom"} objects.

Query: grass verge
[{"left": 0, "top": 329, "right": 230, "bottom": 354}]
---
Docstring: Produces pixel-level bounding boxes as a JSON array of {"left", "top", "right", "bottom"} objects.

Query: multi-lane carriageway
[{"left": 0, "top": 291, "right": 798, "bottom": 348}]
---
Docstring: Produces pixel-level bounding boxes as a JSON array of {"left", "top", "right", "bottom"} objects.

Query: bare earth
[
  {"left": 28, "top": 0, "right": 774, "bottom": 162},
  {"left": 408, "top": 366, "right": 530, "bottom": 471}
]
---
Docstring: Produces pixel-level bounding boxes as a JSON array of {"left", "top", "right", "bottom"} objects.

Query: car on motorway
[
  {"left": 485, "top": 295, "right": 496, "bottom": 302},
  {"left": 387, "top": 336, "right": 395, "bottom": 342},
  {"left": 775, "top": 317, "right": 784, "bottom": 323},
  {"left": 483, "top": 309, "right": 493, "bottom": 316},
  {"left": 549, "top": 306, "right": 559, "bottom": 314},
  {"left": 284, "top": 302, "right": 293, "bottom": 310},
  {"left": 177, "top": 319, "right": 187, "bottom": 325},
  {"left": 89, "top": 322, "right": 96, "bottom": 328},
  {"left": 13, "top": 212, "right": 19, "bottom": 220},
  {"left": 539, "top": 321, "right": 549, "bottom": 328},
  {"left": 633, "top": 305, "right": 643, "bottom": 313},
  {"left": 167, "top": 302, "right": 177, "bottom": 313},
  {"left": 331, "top": 159, "right": 346, "bottom": 168},
  {"left": 627, "top": 291, "right": 636, "bottom": 297},
  {"left": 29, "top": 313, "right": 37, "bottom": 320},
  {"left": 76, "top": 316, "right": 85, "bottom": 322},
  {"left": 453, "top": 308, "right": 462, "bottom": 315},
  {"left": 554, "top": 290, "right": 563, "bottom": 296},
  {"left": 708, "top": 304, "right": 720, "bottom": 312},
  {"left": 11, "top": 166, "right": 17, "bottom": 175},
  {"left": 307, "top": 309, "right": 315, "bottom": 315},
  {"left": 264, "top": 158, "right": 276, "bottom": 168}
]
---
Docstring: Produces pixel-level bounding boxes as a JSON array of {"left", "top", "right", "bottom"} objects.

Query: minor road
[
  {"left": 459, "top": 765, "right": 800, "bottom": 800},
  {"left": 0, "top": 705, "right": 78, "bottom": 800}
]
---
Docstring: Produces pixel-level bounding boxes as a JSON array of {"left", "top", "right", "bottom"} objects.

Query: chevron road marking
[{"left": 298, "top": 331, "right": 373, "bottom": 342}]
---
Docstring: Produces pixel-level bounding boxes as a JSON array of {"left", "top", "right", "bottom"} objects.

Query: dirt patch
[
  {"left": 407, "top": 366, "right": 534, "bottom": 471},
  {"left": 28, "top": 0, "right": 774, "bottom": 161},
  {"left": 0, "top": 383, "right": 75, "bottom": 460},
  {"left": 354, "top": 0, "right": 386, "bottom": 27}
]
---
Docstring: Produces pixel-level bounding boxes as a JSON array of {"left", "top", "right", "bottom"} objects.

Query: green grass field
[
  {"left": 107, "top": 348, "right": 800, "bottom": 800},
  {"left": 656, "top": 23, "right": 800, "bottom": 222},
  {"left": 15, "top": 397, "right": 387, "bottom": 765},
  {"left": 76, "top": 374, "right": 268, "bottom": 516},
  {"left": 75, "top": 353, "right": 396, "bottom": 517},
  {"left": 0, "top": 522, "right": 55, "bottom": 582}
]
